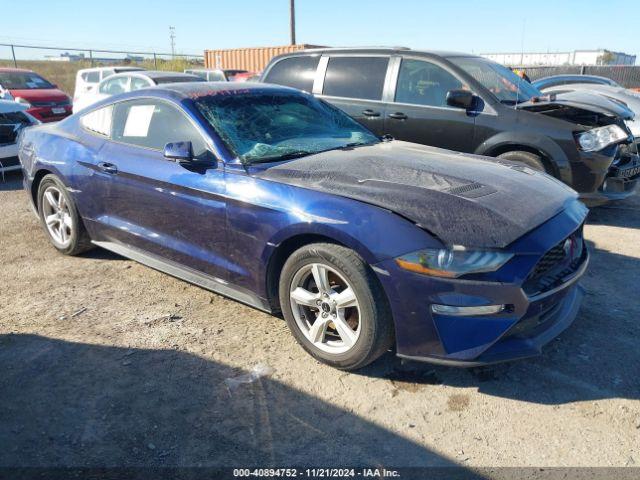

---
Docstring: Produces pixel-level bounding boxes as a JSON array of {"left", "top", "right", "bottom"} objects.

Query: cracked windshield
[{"left": 195, "top": 91, "right": 379, "bottom": 163}]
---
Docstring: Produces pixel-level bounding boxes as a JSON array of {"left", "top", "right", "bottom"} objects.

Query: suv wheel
[
  {"left": 279, "top": 243, "right": 394, "bottom": 370},
  {"left": 37, "top": 174, "right": 93, "bottom": 255},
  {"left": 497, "top": 150, "right": 547, "bottom": 173}
]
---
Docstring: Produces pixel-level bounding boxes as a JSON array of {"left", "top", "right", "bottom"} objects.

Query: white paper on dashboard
[{"left": 123, "top": 105, "right": 155, "bottom": 137}]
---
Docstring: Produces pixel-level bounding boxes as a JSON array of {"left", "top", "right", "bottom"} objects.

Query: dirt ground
[{"left": 1, "top": 170, "right": 639, "bottom": 470}]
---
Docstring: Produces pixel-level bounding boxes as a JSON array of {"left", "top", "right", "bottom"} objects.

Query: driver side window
[
  {"left": 130, "top": 77, "right": 152, "bottom": 91},
  {"left": 395, "top": 59, "right": 465, "bottom": 107},
  {"left": 111, "top": 99, "right": 209, "bottom": 157}
]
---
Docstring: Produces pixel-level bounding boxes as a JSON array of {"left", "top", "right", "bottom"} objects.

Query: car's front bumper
[
  {"left": 396, "top": 265, "right": 586, "bottom": 367},
  {"left": 27, "top": 106, "right": 72, "bottom": 123},
  {"left": 374, "top": 204, "right": 589, "bottom": 367},
  {"left": 577, "top": 148, "right": 639, "bottom": 207}
]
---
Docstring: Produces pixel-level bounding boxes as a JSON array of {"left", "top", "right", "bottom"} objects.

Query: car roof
[
  {"left": 83, "top": 81, "right": 300, "bottom": 112},
  {"left": 79, "top": 66, "right": 144, "bottom": 73},
  {"left": 152, "top": 81, "right": 296, "bottom": 97},
  {"left": 102, "top": 70, "right": 202, "bottom": 82},
  {"left": 0, "top": 67, "right": 35, "bottom": 73},
  {"left": 137, "top": 70, "right": 201, "bottom": 80},
  {"left": 279, "top": 46, "right": 476, "bottom": 58},
  {"left": 538, "top": 74, "right": 614, "bottom": 82}
]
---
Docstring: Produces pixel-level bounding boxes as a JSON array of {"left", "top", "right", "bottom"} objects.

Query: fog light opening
[{"left": 431, "top": 304, "right": 506, "bottom": 316}]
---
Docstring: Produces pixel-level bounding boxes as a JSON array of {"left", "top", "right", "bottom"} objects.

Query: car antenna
[{"left": 514, "top": 18, "right": 526, "bottom": 109}]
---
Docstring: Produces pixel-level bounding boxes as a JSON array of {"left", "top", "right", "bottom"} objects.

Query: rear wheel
[
  {"left": 279, "top": 243, "right": 394, "bottom": 370},
  {"left": 37, "top": 174, "right": 93, "bottom": 256},
  {"left": 497, "top": 150, "right": 547, "bottom": 173}
]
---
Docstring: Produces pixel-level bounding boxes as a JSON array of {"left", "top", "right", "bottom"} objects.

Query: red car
[{"left": 0, "top": 68, "right": 72, "bottom": 122}]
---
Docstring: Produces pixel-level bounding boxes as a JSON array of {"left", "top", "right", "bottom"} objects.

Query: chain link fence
[{"left": 0, "top": 43, "right": 204, "bottom": 95}]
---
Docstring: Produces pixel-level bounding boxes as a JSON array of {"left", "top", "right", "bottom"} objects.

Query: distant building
[
  {"left": 481, "top": 49, "right": 636, "bottom": 66},
  {"left": 45, "top": 52, "right": 144, "bottom": 64},
  {"left": 45, "top": 52, "right": 86, "bottom": 62}
]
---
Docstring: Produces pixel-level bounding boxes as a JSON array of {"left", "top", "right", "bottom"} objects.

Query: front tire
[
  {"left": 279, "top": 243, "right": 394, "bottom": 370},
  {"left": 37, "top": 174, "right": 93, "bottom": 256},
  {"left": 497, "top": 150, "right": 548, "bottom": 173}
]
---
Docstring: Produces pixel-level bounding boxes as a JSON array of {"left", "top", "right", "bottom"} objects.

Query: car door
[
  {"left": 316, "top": 55, "right": 390, "bottom": 136},
  {"left": 383, "top": 57, "right": 476, "bottom": 152},
  {"left": 85, "top": 98, "right": 229, "bottom": 280}
]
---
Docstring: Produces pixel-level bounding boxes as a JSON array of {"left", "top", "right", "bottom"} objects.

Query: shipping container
[{"left": 204, "top": 45, "right": 324, "bottom": 73}]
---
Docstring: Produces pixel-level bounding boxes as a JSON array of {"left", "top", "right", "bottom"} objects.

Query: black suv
[{"left": 261, "top": 48, "right": 640, "bottom": 205}]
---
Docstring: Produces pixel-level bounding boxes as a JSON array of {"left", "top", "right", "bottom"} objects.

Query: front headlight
[
  {"left": 395, "top": 247, "right": 513, "bottom": 278},
  {"left": 575, "top": 124, "right": 628, "bottom": 152},
  {"left": 14, "top": 97, "right": 32, "bottom": 108}
]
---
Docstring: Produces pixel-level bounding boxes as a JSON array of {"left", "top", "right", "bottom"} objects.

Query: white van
[{"left": 73, "top": 67, "right": 145, "bottom": 102}]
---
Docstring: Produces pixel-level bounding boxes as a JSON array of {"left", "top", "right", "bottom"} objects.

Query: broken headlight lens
[
  {"left": 395, "top": 248, "right": 513, "bottom": 278},
  {"left": 575, "top": 124, "right": 628, "bottom": 152}
]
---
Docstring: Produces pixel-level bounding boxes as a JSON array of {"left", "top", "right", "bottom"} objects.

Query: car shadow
[
  {"left": 587, "top": 195, "right": 640, "bottom": 229},
  {"left": 0, "top": 334, "right": 483, "bottom": 476}
]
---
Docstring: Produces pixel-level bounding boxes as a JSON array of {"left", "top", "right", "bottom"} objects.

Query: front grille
[
  {"left": 530, "top": 242, "right": 566, "bottom": 279},
  {"left": 0, "top": 111, "right": 31, "bottom": 145},
  {"left": 31, "top": 100, "right": 70, "bottom": 107},
  {"left": 523, "top": 228, "right": 585, "bottom": 296},
  {"left": 0, "top": 156, "right": 20, "bottom": 169}
]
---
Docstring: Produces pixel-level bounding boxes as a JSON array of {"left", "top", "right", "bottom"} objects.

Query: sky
[{"left": 1, "top": 0, "right": 638, "bottom": 61}]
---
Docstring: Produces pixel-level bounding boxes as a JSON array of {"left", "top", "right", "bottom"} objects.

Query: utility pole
[
  {"left": 169, "top": 26, "right": 176, "bottom": 58},
  {"left": 289, "top": 0, "right": 296, "bottom": 45}
]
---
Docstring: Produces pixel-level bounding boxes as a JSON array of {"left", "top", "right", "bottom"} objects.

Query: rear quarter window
[
  {"left": 80, "top": 105, "right": 113, "bottom": 137},
  {"left": 263, "top": 56, "right": 320, "bottom": 92},
  {"left": 322, "top": 56, "right": 389, "bottom": 101}
]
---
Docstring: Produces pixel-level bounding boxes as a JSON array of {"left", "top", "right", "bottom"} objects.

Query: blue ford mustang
[{"left": 18, "top": 82, "right": 589, "bottom": 370}]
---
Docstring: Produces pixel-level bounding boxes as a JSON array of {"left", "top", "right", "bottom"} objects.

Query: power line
[{"left": 169, "top": 26, "right": 176, "bottom": 58}]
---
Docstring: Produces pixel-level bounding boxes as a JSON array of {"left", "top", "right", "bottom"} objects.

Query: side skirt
[{"left": 92, "top": 240, "right": 272, "bottom": 314}]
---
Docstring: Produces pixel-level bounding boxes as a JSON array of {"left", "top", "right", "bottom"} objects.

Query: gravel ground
[{"left": 1, "top": 170, "right": 639, "bottom": 470}]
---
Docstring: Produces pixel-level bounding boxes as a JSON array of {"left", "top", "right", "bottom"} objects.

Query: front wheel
[
  {"left": 497, "top": 150, "right": 548, "bottom": 173},
  {"left": 37, "top": 174, "right": 93, "bottom": 256},
  {"left": 279, "top": 243, "right": 394, "bottom": 370}
]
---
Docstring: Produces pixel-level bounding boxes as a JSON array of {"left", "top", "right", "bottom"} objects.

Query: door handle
[
  {"left": 97, "top": 162, "right": 118, "bottom": 174},
  {"left": 388, "top": 112, "right": 408, "bottom": 120},
  {"left": 362, "top": 109, "right": 381, "bottom": 117}
]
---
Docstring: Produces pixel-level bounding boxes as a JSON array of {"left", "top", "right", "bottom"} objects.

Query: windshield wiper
[
  {"left": 247, "top": 140, "right": 379, "bottom": 164},
  {"left": 247, "top": 150, "right": 315, "bottom": 164},
  {"left": 313, "top": 140, "right": 379, "bottom": 155}
]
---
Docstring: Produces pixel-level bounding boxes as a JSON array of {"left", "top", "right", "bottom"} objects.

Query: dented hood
[
  {"left": 519, "top": 91, "right": 634, "bottom": 120},
  {"left": 253, "top": 141, "right": 579, "bottom": 249}
]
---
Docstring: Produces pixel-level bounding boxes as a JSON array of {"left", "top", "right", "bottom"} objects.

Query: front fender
[
  {"left": 474, "top": 131, "right": 572, "bottom": 184},
  {"left": 224, "top": 173, "right": 442, "bottom": 299}
]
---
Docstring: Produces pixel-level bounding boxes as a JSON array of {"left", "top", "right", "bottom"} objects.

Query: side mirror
[
  {"left": 164, "top": 141, "right": 193, "bottom": 162},
  {"left": 446, "top": 89, "right": 475, "bottom": 110}
]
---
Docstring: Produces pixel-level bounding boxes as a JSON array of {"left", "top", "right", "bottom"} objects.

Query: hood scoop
[{"left": 446, "top": 182, "right": 497, "bottom": 199}]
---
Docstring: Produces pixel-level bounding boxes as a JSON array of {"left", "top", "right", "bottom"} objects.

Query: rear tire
[
  {"left": 37, "top": 174, "right": 93, "bottom": 256},
  {"left": 497, "top": 150, "right": 547, "bottom": 173},
  {"left": 279, "top": 243, "right": 394, "bottom": 370}
]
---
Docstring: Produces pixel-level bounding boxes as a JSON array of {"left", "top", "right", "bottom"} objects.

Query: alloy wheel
[
  {"left": 289, "top": 263, "right": 361, "bottom": 354},
  {"left": 42, "top": 186, "right": 73, "bottom": 248}
]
